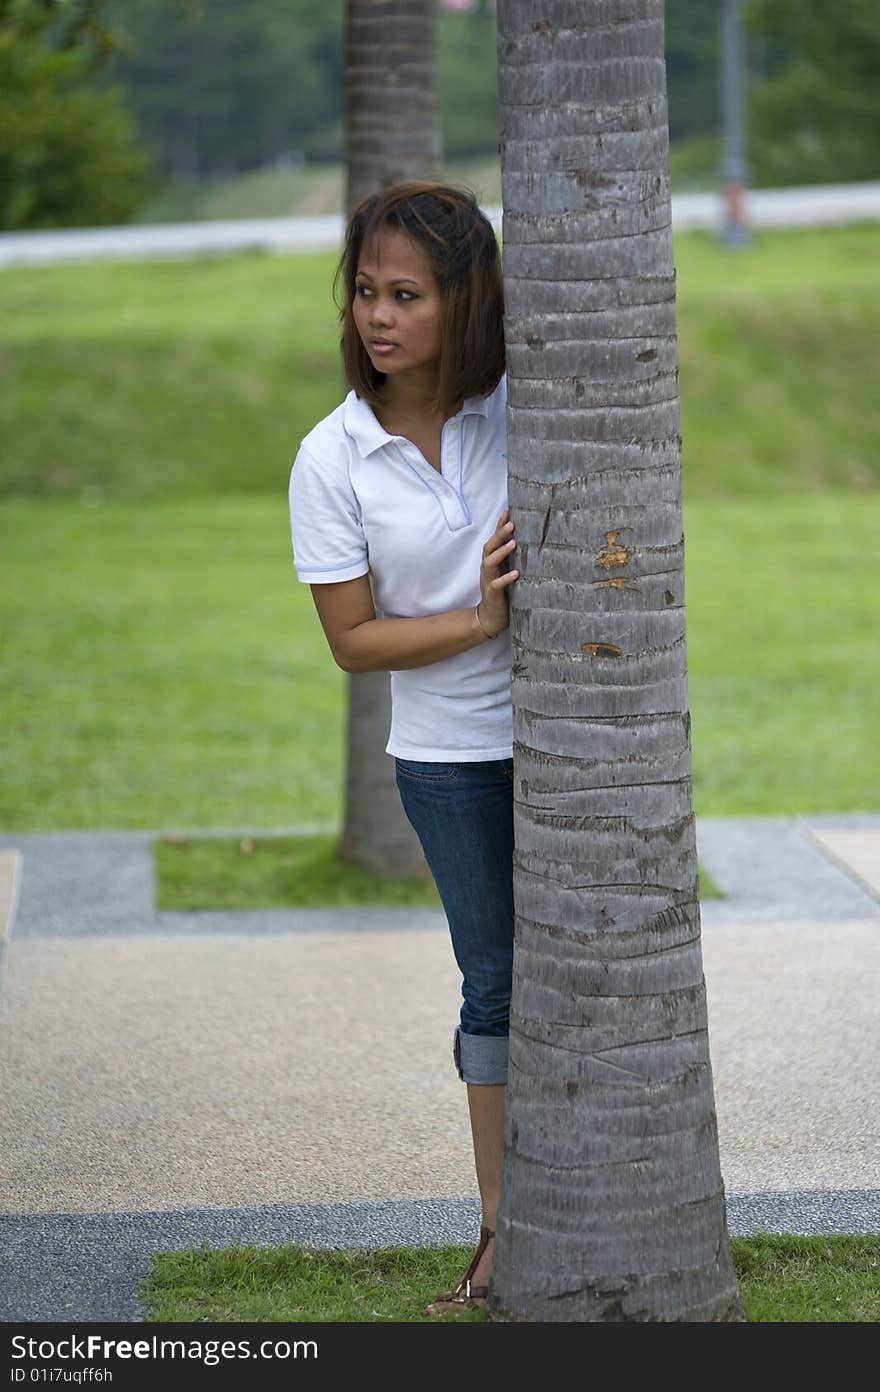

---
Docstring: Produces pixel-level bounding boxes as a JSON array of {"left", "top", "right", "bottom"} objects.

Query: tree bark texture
[
  {"left": 491, "top": 0, "right": 745, "bottom": 1321},
  {"left": 340, "top": 0, "right": 444, "bottom": 875},
  {"left": 345, "top": 0, "right": 443, "bottom": 212}
]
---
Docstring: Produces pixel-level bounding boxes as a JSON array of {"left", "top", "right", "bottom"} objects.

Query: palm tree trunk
[
  {"left": 340, "top": 0, "right": 442, "bottom": 875},
  {"left": 491, "top": 0, "right": 745, "bottom": 1321}
]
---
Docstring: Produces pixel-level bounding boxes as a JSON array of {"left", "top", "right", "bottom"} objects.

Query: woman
[{"left": 288, "top": 181, "right": 517, "bottom": 1316}]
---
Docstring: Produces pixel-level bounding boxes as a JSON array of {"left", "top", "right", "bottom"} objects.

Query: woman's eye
[{"left": 355, "top": 286, "right": 415, "bottom": 301}]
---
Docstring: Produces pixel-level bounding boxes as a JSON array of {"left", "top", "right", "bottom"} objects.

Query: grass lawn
[
  {"left": 154, "top": 830, "right": 441, "bottom": 910},
  {"left": 140, "top": 1233, "right": 880, "bottom": 1322},
  {"left": 1, "top": 225, "right": 877, "bottom": 832},
  {"left": 1, "top": 226, "right": 877, "bottom": 503},
  {"left": 133, "top": 155, "right": 502, "bottom": 225},
  {"left": 2, "top": 490, "right": 876, "bottom": 831}
]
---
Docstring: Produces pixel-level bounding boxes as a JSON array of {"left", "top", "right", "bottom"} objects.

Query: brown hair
[{"left": 332, "top": 180, "right": 505, "bottom": 416}]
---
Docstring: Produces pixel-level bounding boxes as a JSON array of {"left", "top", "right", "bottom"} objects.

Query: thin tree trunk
[
  {"left": 491, "top": 0, "right": 745, "bottom": 1321},
  {"left": 340, "top": 1, "right": 443, "bottom": 875},
  {"left": 345, "top": 0, "right": 443, "bottom": 211}
]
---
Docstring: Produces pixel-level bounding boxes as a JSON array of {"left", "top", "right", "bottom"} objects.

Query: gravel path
[{"left": 1, "top": 813, "right": 877, "bottom": 1323}]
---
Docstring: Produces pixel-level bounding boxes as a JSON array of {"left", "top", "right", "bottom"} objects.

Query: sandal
[{"left": 425, "top": 1225, "right": 495, "bottom": 1317}]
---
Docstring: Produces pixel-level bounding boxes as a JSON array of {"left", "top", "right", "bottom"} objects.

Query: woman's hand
[{"left": 477, "top": 508, "right": 518, "bottom": 638}]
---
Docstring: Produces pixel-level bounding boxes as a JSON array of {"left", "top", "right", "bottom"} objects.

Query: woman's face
[{"left": 352, "top": 226, "right": 445, "bottom": 383}]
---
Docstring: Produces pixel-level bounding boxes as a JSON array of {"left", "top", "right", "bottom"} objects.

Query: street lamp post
[{"left": 720, "top": 0, "right": 750, "bottom": 245}]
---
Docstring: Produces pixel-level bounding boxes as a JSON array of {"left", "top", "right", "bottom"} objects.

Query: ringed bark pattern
[{"left": 493, "top": 0, "right": 744, "bottom": 1323}]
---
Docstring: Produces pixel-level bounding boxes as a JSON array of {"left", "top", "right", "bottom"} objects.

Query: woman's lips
[{"left": 370, "top": 341, "right": 398, "bottom": 354}]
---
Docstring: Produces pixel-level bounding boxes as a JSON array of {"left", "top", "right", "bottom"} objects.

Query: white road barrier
[{"left": 1, "top": 183, "right": 878, "bottom": 268}]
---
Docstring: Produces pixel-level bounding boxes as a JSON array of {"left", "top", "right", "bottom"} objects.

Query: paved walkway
[{"left": 0, "top": 813, "right": 878, "bottom": 1322}]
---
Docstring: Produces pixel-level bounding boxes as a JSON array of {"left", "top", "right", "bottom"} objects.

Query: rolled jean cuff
[{"left": 453, "top": 1026, "right": 509, "bottom": 1085}]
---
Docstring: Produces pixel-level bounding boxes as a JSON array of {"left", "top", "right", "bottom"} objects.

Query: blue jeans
[{"left": 394, "top": 757, "right": 514, "bottom": 1086}]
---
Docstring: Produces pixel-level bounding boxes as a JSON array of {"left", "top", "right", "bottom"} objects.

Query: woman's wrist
[{"left": 473, "top": 602, "right": 499, "bottom": 641}]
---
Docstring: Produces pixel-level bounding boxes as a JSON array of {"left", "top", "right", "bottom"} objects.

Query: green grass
[
  {"left": 154, "top": 832, "right": 440, "bottom": 909},
  {"left": 140, "top": 1233, "right": 880, "bottom": 1322},
  {"left": 0, "top": 253, "right": 336, "bottom": 501},
  {"left": 1, "top": 491, "right": 876, "bottom": 831},
  {"left": 134, "top": 156, "right": 501, "bottom": 225},
  {"left": 669, "top": 135, "right": 720, "bottom": 192},
  {"left": 1, "top": 225, "right": 878, "bottom": 501},
  {"left": 733, "top": 1234, "right": 880, "bottom": 1323},
  {"left": 1, "top": 226, "right": 877, "bottom": 832},
  {"left": 135, "top": 163, "right": 345, "bottom": 224},
  {"left": 675, "top": 227, "right": 880, "bottom": 497},
  {"left": 152, "top": 831, "right": 725, "bottom": 910}
]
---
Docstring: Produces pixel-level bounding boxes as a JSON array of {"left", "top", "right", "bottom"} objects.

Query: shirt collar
[{"left": 343, "top": 389, "right": 490, "bottom": 458}]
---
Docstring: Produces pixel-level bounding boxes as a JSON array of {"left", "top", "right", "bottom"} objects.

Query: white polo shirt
[{"left": 288, "top": 372, "right": 513, "bottom": 760}]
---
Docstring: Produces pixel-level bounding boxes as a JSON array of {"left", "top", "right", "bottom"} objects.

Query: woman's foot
[
  {"left": 467, "top": 1229, "right": 494, "bottom": 1290},
  {"left": 424, "top": 1226, "right": 495, "bottom": 1317}
]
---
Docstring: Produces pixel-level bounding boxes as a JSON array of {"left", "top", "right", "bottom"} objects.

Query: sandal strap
[
  {"left": 428, "top": 1286, "right": 488, "bottom": 1312},
  {"left": 451, "top": 1226, "right": 495, "bottom": 1298}
]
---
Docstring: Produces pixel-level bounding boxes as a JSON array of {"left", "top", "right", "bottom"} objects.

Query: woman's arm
[
  {"left": 309, "top": 512, "right": 518, "bottom": 672},
  {"left": 310, "top": 575, "right": 493, "bottom": 673}
]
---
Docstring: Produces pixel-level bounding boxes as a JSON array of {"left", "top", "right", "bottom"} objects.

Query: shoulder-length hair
[{"left": 332, "top": 181, "right": 505, "bottom": 417}]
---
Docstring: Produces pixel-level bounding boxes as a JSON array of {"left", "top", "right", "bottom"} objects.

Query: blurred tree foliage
[
  {"left": 102, "top": 0, "right": 344, "bottom": 176},
  {"left": 104, "top": 0, "right": 345, "bottom": 176},
  {"left": 0, "top": 0, "right": 152, "bottom": 228},
  {"left": 6, "top": 0, "right": 876, "bottom": 228},
  {"left": 746, "top": 0, "right": 880, "bottom": 185},
  {"left": 665, "top": 0, "right": 720, "bottom": 141},
  {"left": 102, "top": 0, "right": 721, "bottom": 179}
]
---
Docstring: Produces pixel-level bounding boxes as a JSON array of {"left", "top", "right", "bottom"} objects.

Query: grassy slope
[
  {"left": 1, "top": 226, "right": 878, "bottom": 501},
  {"left": 1, "top": 226, "right": 878, "bottom": 830},
  {"left": 133, "top": 157, "right": 498, "bottom": 224},
  {"left": 2, "top": 490, "right": 876, "bottom": 830}
]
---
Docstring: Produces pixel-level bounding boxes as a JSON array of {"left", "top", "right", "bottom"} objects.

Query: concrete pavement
[{"left": 0, "top": 813, "right": 878, "bottom": 1321}]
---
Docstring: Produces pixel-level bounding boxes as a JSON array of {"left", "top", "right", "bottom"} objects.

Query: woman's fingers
[
  {"left": 486, "top": 517, "right": 515, "bottom": 554},
  {"left": 485, "top": 529, "right": 509, "bottom": 553},
  {"left": 485, "top": 537, "right": 516, "bottom": 566},
  {"left": 480, "top": 511, "right": 518, "bottom": 600}
]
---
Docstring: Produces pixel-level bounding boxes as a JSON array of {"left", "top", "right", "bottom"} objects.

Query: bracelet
[{"left": 474, "top": 603, "right": 496, "bottom": 640}]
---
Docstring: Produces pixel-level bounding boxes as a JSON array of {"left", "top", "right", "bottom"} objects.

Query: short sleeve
[{"left": 288, "top": 442, "right": 369, "bottom": 584}]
